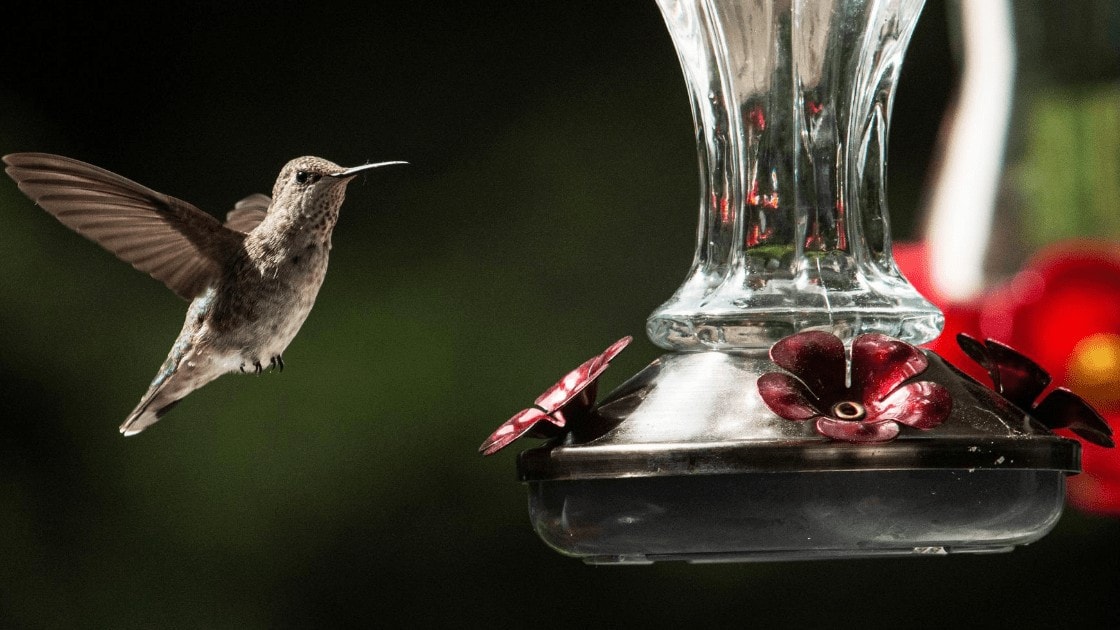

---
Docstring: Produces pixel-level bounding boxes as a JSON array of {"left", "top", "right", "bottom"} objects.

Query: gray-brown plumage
[{"left": 2, "top": 152, "right": 404, "bottom": 435}]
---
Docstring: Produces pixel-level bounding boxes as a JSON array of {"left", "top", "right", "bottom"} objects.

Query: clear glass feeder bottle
[{"left": 515, "top": 0, "right": 1080, "bottom": 563}]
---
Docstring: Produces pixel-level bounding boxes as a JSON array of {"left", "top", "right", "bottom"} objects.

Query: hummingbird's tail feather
[
  {"left": 120, "top": 354, "right": 223, "bottom": 436},
  {"left": 120, "top": 393, "right": 183, "bottom": 436}
]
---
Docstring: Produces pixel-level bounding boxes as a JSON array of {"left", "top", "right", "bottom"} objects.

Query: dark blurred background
[{"left": 0, "top": 1, "right": 1116, "bottom": 628}]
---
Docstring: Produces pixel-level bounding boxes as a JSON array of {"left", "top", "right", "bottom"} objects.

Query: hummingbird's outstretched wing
[
  {"left": 224, "top": 193, "right": 271, "bottom": 234},
  {"left": 3, "top": 152, "right": 245, "bottom": 300}
]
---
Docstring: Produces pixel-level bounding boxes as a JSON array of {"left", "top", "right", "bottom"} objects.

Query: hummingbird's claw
[
  {"left": 254, "top": 361, "right": 264, "bottom": 375},
  {"left": 269, "top": 355, "right": 285, "bottom": 372}
]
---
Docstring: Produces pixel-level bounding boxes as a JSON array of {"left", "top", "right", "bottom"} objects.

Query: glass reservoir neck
[{"left": 648, "top": 0, "right": 942, "bottom": 351}]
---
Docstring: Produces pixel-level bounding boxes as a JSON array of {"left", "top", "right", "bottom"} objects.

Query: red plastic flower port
[
  {"left": 479, "top": 336, "right": 632, "bottom": 456},
  {"left": 957, "top": 333, "right": 1114, "bottom": 448},
  {"left": 757, "top": 331, "right": 951, "bottom": 443}
]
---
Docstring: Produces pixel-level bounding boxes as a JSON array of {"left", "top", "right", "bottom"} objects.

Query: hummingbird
[{"left": 3, "top": 152, "right": 405, "bottom": 436}]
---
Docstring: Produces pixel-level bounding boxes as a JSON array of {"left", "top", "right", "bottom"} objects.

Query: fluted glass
[{"left": 648, "top": 0, "right": 943, "bottom": 351}]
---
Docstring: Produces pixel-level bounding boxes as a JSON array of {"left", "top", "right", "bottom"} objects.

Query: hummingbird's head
[{"left": 272, "top": 156, "right": 406, "bottom": 227}]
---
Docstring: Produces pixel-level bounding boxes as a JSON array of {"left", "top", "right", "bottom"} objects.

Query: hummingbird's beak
[{"left": 331, "top": 161, "right": 409, "bottom": 179}]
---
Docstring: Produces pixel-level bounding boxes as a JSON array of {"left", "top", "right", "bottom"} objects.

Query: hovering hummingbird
[{"left": 3, "top": 152, "right": 405, "bottom": 435}]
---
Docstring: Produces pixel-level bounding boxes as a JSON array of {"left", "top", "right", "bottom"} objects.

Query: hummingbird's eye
[{"left": 294, "top": 170, "right": 321, "bottom": 185}]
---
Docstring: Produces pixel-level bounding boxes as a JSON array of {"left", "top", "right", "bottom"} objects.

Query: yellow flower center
[{"left": 1068, "top": 332, "right": 1120, "bottom": 409}]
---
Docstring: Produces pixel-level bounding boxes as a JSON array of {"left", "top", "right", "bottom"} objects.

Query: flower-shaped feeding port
[
  {"left": 479, "top": 336, "right": 631, "bottom": 456},
  {"left": 758, "top": 331, "right": 951, "bottom": 443},
  {"left": 957, "top": 333, "right": 1114, "bottom": 448}
]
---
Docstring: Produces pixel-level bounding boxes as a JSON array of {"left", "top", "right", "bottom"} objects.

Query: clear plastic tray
[{"left": 528, "top": 469, "right": 1066, "bottom": 564}]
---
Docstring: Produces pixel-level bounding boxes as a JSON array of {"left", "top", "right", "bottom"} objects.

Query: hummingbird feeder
[{"left": 482, "top": 0, "right": 1112, "bottom": 563}]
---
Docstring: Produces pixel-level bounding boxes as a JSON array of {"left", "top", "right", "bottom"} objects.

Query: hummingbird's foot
[
  {"left": 269, "top": 355, "right": 285, "bottom": 372},
  {"left": 253, "top": 361, "right": 264, "bottom": 375}
]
